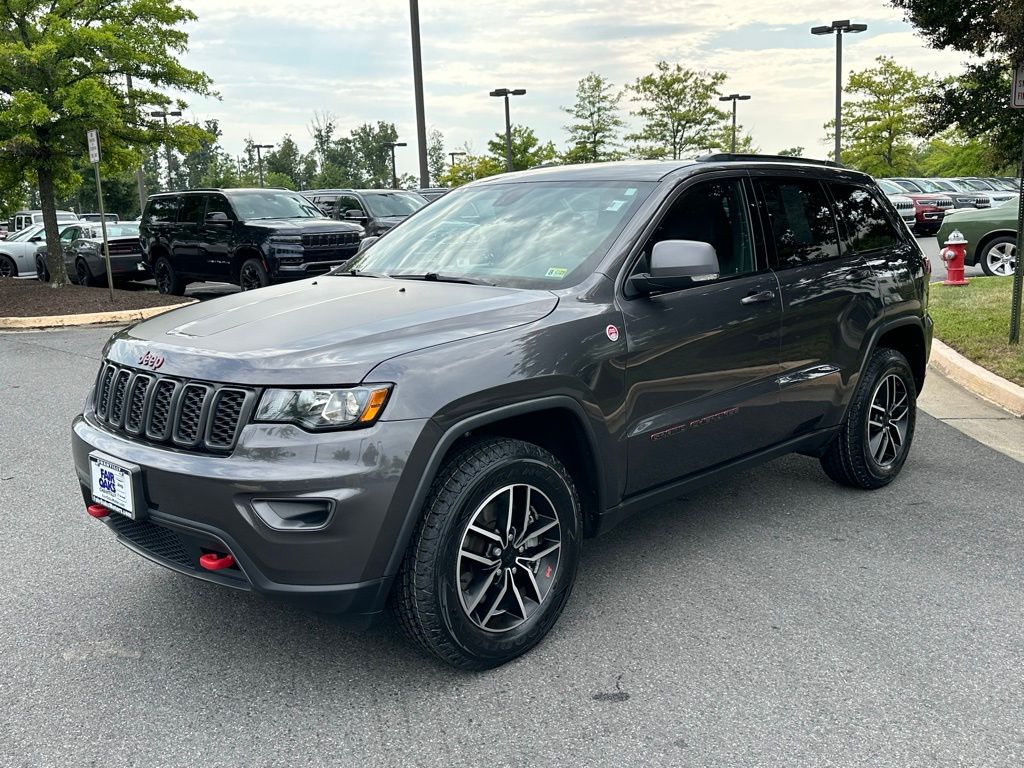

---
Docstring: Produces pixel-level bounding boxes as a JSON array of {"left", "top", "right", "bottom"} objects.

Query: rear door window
[
  {"left": 178, "top": 195, "right": 205, "bottom": 226},
  {"left": 756, "top": 178, "right": 841, "bottom": 268},
  {"left": 829, "top": 184, "right": 905, "bottom": 253}
]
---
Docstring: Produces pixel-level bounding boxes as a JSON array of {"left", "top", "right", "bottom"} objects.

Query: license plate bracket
[{"left": 89, "top": 451, "right": 146, "bottom": 520}]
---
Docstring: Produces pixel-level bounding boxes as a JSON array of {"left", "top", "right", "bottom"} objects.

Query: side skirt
[{"left": 594, "top": 427, "right": 838, "bottom": 536}]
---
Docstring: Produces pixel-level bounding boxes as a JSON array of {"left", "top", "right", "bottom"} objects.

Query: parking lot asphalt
[{"left": 2, "top": 326, "right": 1023, "bottom": 768}]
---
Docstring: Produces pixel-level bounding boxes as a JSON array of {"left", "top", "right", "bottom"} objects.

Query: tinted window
[
  {"left": 362, "top": 191, "right": 426, "bottom": 218},
  {"left": 229, "top": 191, "right": 322, "bottom": 219},
  {"left": 758, "top": 179, "right": 840, "bottom": 267},
  {"left": 60, "top": 227, "right": 79, "bottom": 242},
  {"left": 146, "top": 197, "right": 180, "bottom": 224},
  {"left": 206, "top": 195, "right": 234, "bottom": 219},
  {"left": 336, "top": 196, "right": 363, "bottom": 215},
  {"left": 830, "top": 184, "right": 903, "bottom": 252},
  {"left": 179, "top": 195, "right": 205, "bottom": 226},
  {"left": 644, "top": 178, "right": 756, "bottom": 278}
]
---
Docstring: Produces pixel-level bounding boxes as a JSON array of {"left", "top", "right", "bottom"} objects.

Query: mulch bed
[{"left": 0, "top": 278, "right": 189, "bottom": 318}]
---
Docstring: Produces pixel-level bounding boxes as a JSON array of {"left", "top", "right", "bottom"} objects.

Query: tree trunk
[{"left": 37, "top": 166, "right": 70, "bottom": 287}]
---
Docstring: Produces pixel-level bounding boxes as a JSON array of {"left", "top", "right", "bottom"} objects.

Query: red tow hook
[
  {"left": 86, "top": 503, "right": 111, "bottom": 519},
  {"left": 199, "top": 552, "right": 235, "bottom": 571}
]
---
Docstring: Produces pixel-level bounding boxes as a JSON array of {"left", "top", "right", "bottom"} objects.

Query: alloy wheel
[
  {"left": 866, "top": 373, "right": 910, "bottom": 468},
  {"left": 155, "top": 262, "right": 171, "bottom": 293},
  {"left": 240, "top": 262, "right": 263, "bottom": 291},
  {"left": 456, "top": 483, "right": 561, "bottom": 633},
  {"left": 986, "top": 242, "right": 1016, "bottom": 277}
]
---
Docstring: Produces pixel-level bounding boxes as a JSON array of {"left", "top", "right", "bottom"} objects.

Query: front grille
[
  {"left": 93, "top": 362, "right": 255, "bottom": 453},
  {"left": 895, "top": 200, "right": 913, "bottom": 210},
  {"left": 301, "top": 231, "right": 360, "bottom": 249},
  {"left": 106, "top": 515, "right": 192, "bottom": 569}
]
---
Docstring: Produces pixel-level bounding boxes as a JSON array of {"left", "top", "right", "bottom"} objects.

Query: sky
[{"left": 175, "top": 0, "right": 976, "bottom": 179}]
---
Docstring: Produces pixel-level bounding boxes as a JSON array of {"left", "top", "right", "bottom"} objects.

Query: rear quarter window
[
  {"left": 144, "top": 197, "right": 180, "bottom": 224},
  {"left": 829, "top": 184, "right": 905, "bottom": 252}
]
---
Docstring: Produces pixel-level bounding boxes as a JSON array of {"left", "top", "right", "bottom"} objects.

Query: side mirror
[
  {"left": 628, "top": 240, "right": 720, "bottom": 295},
  {"left": 344, "top": 209, "right": 368, "bottom": 221},
  {"left": 29, "top": 235, "right": 42, "bottom": 243},
  {"left": 355, "top": 236, "right": 379, "bottom": 254},
  {"left": 206, "top": 211, "right": 231, "bottom": 224}
]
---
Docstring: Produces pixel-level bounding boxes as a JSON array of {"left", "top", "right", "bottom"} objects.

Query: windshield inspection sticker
[
  {"left": 625, "top": 188, "right": 637, "bottom": 196},
  {"left": 545, "top": 267, "right": 568, "bottom": 278},
  {"left": 606, "top": 200, "right": 626, "bottom": 212}
]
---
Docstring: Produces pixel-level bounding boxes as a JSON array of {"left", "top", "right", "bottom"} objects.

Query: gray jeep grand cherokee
[{"left": 72, "top": 155, "right": 932, "bottom": 669}]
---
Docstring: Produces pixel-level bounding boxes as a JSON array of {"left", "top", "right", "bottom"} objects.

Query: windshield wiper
[
  {"left": 331, "top": 267, "right": 387, "bottom": 278},
  {"left": 391, "top": 272, "right": 494, "bottom": 286}
]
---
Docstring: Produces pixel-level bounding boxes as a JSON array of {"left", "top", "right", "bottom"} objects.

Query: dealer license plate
[{"left": 90, "top": 454, "right": 137, "bottom": 519}]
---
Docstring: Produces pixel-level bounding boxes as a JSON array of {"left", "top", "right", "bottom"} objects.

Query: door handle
[{"left": 740, "top": 290, "right": 776, "bottom": 305}]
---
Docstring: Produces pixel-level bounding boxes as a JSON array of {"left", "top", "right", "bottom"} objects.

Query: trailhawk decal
[{"left": 649, "top": 407, "right": 740, "bottom": 441}]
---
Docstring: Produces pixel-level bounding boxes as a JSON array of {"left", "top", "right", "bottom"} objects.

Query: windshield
[
  {"left": 6, "top": 225, "right": 43, "bottom": 242},
  {"left": 958, "top": 179, "right": 991, "bottom": 191},
  {"left": 229, "top": 191, "right": 323, "bottom": 220},
  {"left": 362, "top": 191, "right": 428, "bottom": 218},
  {"left": 893, "top": 179, "right": 922, "bottom": 193},
  {"left": 876, "top": 179, "right": 903, "bottom": 195},
  {"left": 84, "top": 223, "right": 139, "bottom": 238},
  {"left": 55, "top": 212, "right": 79, "bottom": 222},
  {"left": 341, "top": 180, "right": 656, "bottom": 289},
  {"left": 911, "top": 179, "right": 943, "bottom": 193}
]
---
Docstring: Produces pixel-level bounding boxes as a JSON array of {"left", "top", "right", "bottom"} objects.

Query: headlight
[{"left": 255, "top": 385, "right": 392, "bottom": 430}]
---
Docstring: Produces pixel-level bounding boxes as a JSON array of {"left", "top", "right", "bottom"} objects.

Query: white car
[{"left": 0, "top": 224, "right": 47, "bottom": 278}]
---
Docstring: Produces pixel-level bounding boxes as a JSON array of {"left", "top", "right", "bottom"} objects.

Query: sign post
[
  {"left": 1009, "top": 65, "right": 1024, "bottom": 343},
  {"left": 87, "top": 130, "right": 115, "bottom": 302}
]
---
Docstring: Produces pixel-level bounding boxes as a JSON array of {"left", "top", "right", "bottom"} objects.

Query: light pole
[
  {"left": 489, "top": 88, "right": 526, "bottom": 172},
  {"left": 718, "top": 94, "right": 751, "bottom": 153},
  {"left": 150, "top": 110, "right": 182, "bottom": 189},
  {"left": 811, "top": 19, "right": 867, "bottom": 164},
  {"left": 385, "top": 141, "right": 407, "bottom": 189},
  {"left": 253, "top": 144, "right": 273, "bottom": 187},
  {"left": 408, "top": 0, "right": 430, "bottom": 188},
  {"left": 449, "top": 151, "right": 466, "bottom": 167}
]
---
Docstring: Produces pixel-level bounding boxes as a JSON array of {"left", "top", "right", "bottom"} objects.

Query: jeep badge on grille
[{"left": 138, "top": 351, "right": 165, "bottom": 370}]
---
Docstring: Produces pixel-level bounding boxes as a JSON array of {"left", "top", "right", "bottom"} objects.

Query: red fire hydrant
[{"left": 940, "top": 230, "right": 969, "bottom": 286}]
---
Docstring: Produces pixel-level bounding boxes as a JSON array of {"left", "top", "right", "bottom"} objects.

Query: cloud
[{"left": 174, "top": 0, "right": 979, "bottom": 173}]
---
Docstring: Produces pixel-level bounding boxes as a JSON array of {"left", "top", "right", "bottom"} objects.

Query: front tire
[
  {"left": 393, "top": 437, "right": 582, "bottom": 669},
  {"left": 979, "top": 236, "right": 1016, "bottom": 277},
  {"left": 820, "top": 348, "right": 917, "bottom": 489},
  {"left": 153, "top": 256, "right": 186, "bottom": 295},
  {"left": 239, "top": 258, "right": 269, "bottom": 291},
  {"left": 0, "top": 255, "right": 16, "bottom": 278}
]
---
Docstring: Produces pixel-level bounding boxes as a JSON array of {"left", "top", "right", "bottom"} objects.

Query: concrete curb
[
  {"left": 930, "top": 338, "right": 1024, "bottom": 418},
  {"left": 0, "top": 300, "right": 195, "bottom": 330}
]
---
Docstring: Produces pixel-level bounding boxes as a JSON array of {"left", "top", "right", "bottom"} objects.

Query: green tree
[
  {"left": 351, "top": 121, "right": 400, "bottom": 187},
  {"left": 825, "top": 56, "right": 933, "bottom": 175},
  {"left": 708, "top": 124, "right": 757, "bottom": 154},
  {"left": 438, "top": 153, "right": 505, "bottom": 187},
  {"left": 427, "top": 129, "right": 446, "bottom": 185},
  {"left": 889, "top": 0, "right": 1024, "bottom": 169},
  {"left": 915, "top": 127, "right": 1005, "bottom": 176},
  {"left": 486, "top": 125, "right": 557, "bottom": 172},
  {"left": 626, "top": 63, "right": 728, "bottom": 159},
  {"left": 562, "top": 73, "right": 625, "bottom": 163},
  {"left": 264, "top": 135, "right": 304, "bottom": 188},
  {"left": 778, "top": 146, "right": 805, "bottom": 157},
  {"left": 0, "top": 0, "right": 213, "bottom": 286}
]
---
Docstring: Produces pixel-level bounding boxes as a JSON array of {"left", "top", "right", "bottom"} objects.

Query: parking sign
[
  {"left": 1014, "top": 64, "right": 1024, "bottom": 108},
  {"left": 87, "top": 130, "right": 100, "bottom": 163}
]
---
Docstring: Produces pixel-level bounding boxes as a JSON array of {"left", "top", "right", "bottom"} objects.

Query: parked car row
[
  {"left": 937, "top": 197, "right": 1019, "bottom": 277},
  {"left": 876, "top": 176, "right": 1019, "bottom": 237}
]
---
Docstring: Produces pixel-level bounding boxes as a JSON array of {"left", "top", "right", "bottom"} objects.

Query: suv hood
[
  {"left": 104, "top": 277, "right": 558, "bottom": 385},
  {"left": 242, "top": 217, "right": 360, "bottom": 233}
]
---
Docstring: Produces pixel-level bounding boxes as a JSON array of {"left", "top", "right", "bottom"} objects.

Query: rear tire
[
  {"left": 820, "top": 348, "right": 917, "bottom": 489},
  {"left": 0, "top": 255, "right": 16, "bottom": 278},
  {"left": 393, "top": 437, "right": 582, "bottom": 669},
  {"left": 154, "top": 256, "right": 185, "bottom": 296},
  {"left": 238, "top": 258, "right": 269, "bottom": 291},
  {"left": 979, "top": 236, "right": 1016, "bottom": 277}
]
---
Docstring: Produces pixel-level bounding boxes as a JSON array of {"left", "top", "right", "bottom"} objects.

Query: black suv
[
  {"left": 302, "top": 188, "right": 427, "bottom": 237},
  {"left": 139, "top": 188, "right": 364, "bottom": 294},
  {"left": 73, "top": 156, "right": 931, "bottom": 669}
]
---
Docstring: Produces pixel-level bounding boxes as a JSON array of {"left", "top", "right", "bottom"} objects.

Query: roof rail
[{"left": 696, "top": 153, "right": 844, "bottom": 169}]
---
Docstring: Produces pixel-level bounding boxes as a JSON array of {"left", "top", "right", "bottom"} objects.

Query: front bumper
[{"left": 72, "top": 411, "right": 431, "bottom": 618}]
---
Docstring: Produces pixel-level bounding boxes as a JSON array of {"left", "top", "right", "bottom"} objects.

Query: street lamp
[
  {"left": 253, "top": 144, "right": 274, "bottom": 187},
  {"left": 718, "top": 94, "right": 751, "bottom": 153},
  {"left": 811, "top": 19, "right": 868, "bottom": 164},
  {"left": 384, "top": 141, "right": 408, "bottom": 189},
  {"left": 150, "top": 110, "right": 182, "bottom": 189},
  {"left": 489, "top": 88, "right": 526, "bottom": 172},
  {"left": 449, "top": 151, "right": 466, "bottom": 167}
]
